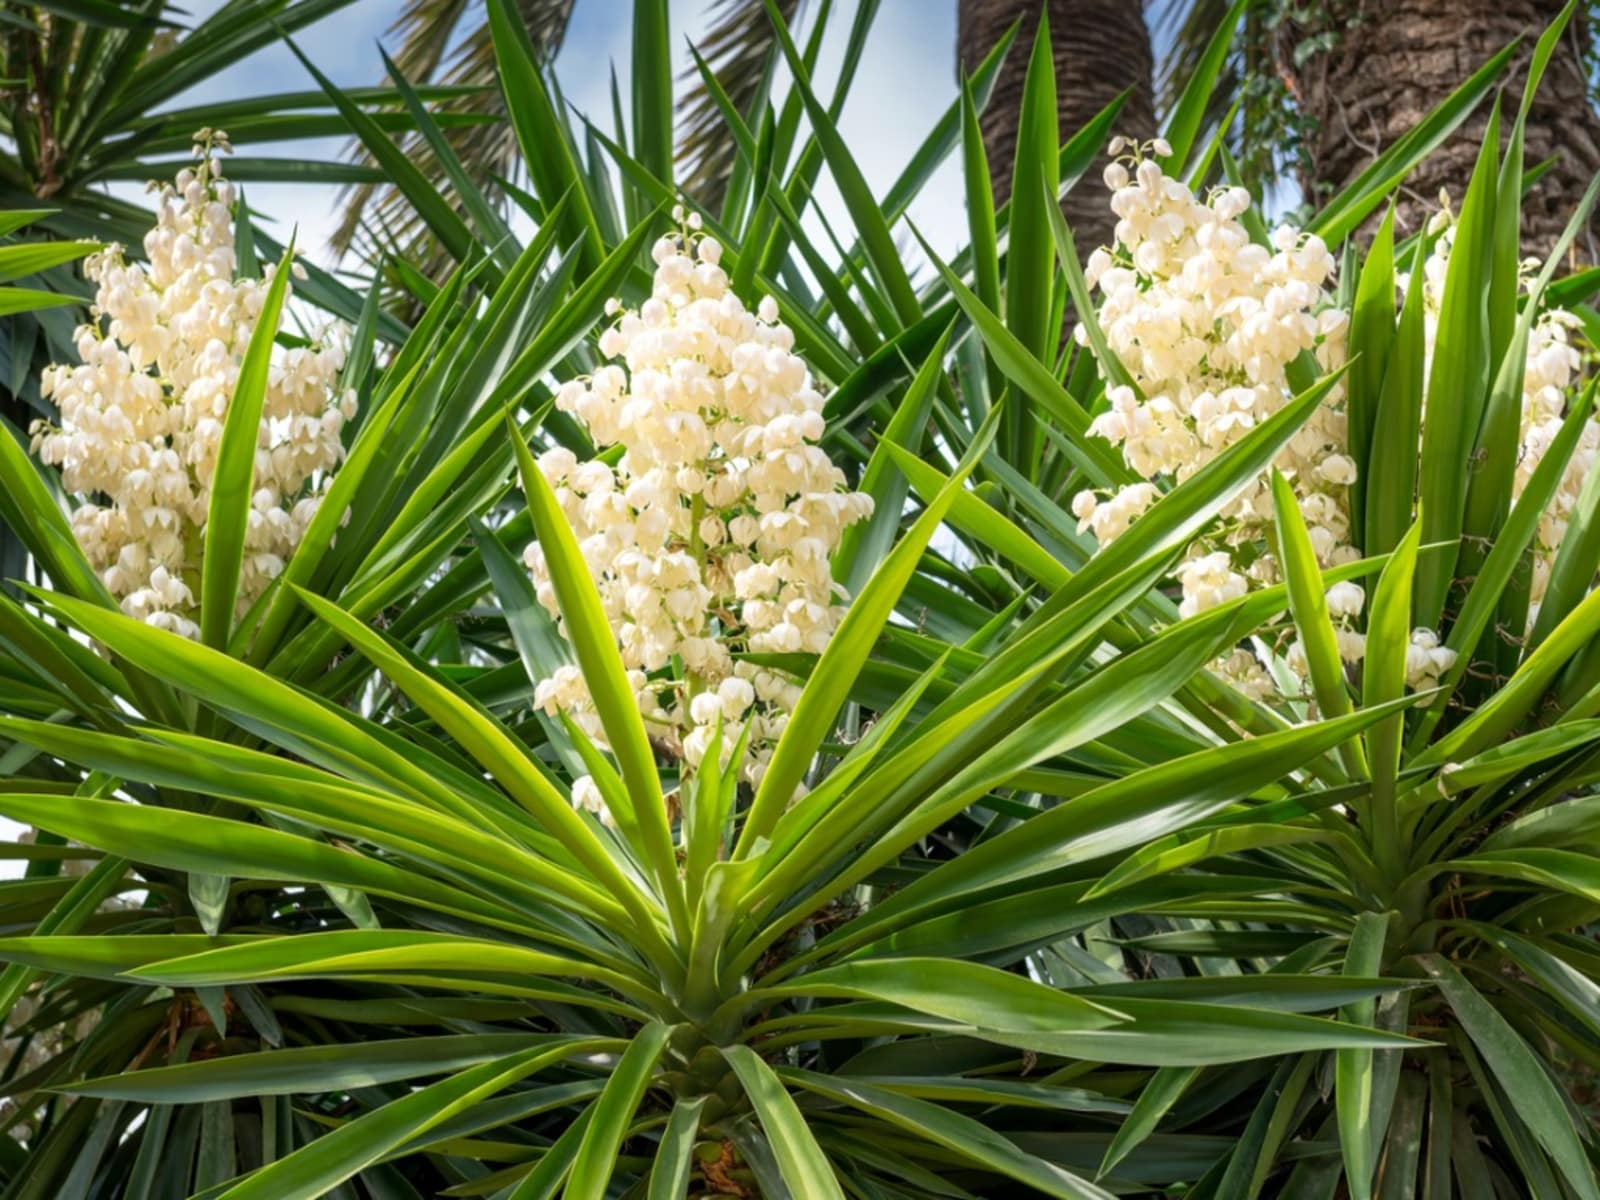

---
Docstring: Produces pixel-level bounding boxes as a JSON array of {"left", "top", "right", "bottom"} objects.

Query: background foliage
[{"left": 0, "top": 1, "right": 1597, "bottom": 1197}]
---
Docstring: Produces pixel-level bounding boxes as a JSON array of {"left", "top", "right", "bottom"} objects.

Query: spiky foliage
[
  {"left": 0, "top": 210, "right": 92, "bottom": 583},
  {"left": 337, "top": 0, "right": 803, "bottom": 296},
  {"left": 675, "top": 0, "right": 803, "bottom": 207},
  {"left": 1147, "top": 0, "right": 1321, "bottom": 199},
  {"left": 332, "top": 0, "right": 574, "bottom": 285}
]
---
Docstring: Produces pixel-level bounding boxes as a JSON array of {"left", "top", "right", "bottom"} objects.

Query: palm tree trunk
[
  {"left": 1286, "top": 0, "right": 1600, "bottom": 256},
  {"left": 958, "top": 0, "right": 1157, "bottom": 253}
]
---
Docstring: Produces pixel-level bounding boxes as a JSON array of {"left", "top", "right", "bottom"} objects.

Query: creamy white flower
[
  {"left": 1326, "top": 581, "right": 1365, "bottom": 619},
  {"left": 570, "top": 775, "right": 615, "bottom": 828},
  {"left": 32, "top": 132, "right": 353, "bottom": 638},
  {"left": 1174, "top": 550, "right": 1249, "bottom": 620},
  {"left": 1213, "top": 647, "right": 1276, "bottom": 701},
  {"left": 1079, "top": 145, "right": 1352, "bottom": 633},
  {"left": 1405, "top": 627, "right": 1457, "bottom": 690},
  {"left": 525, "top": 218, "right": 871, "bottom": 788}
]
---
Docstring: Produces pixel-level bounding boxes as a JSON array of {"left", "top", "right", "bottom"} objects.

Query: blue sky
[{"left": 125, "top": 1, "right": 970, "bottom": 268}]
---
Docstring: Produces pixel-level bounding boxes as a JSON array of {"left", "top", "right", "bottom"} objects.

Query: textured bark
[
  {"left": 1287, "top": 0, "right": 1600, "bottom": 257},
  {"left": 958, "top": 0, "right": 1157, "bottom": 254}
]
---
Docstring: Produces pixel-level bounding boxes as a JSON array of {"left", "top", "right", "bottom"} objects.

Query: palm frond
[
  {"left": 675, "top": 0, "right": 802, "bottom": 209},
  {"left": 1149, "top": 0, "right": 1232, "bottom": 116},
  {"left": 332, "top": 0, "right": 575, "bottom": 266}
]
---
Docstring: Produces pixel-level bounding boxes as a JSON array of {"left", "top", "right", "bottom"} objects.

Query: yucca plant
[
  {"left": 0, "top": 386, "right": 1436, "bottom": 1197},
  {"left": 1, "top": 0, "right": 1599, "bottom": 1197},
  {"left": 902, "top": 20, "right": 1600, "bottom": 1200},
  {"left": 949, "top": 7, "right": 1600, "bottom": 1194},
  {"left": 0, "top": 135, "right": 673, "bottom": 1198}
]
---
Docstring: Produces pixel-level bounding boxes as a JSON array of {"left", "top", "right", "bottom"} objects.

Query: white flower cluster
[
  {"left": 30, "top": 132, "right": 355, "bottom": 638},
  {"left": 1069, "top": 141, "right": 1378, "bottom": 697},
  {"left": 526, "top": 208, "right": 872, "bottom": 817},
  {"left": 1281, "top": 579, "right": 1369, "bottom": 684},
  {"left": 1413, "top": 213, "right": 1599, "bottom": 618},
  {"left": 1213, "top": 645, "right": 1277, "bottom": 702},
  {"left": 1071, "top": 142, "right": 1355, "bottom": 613},
  {"left": 1068, "top": 143, "right": 1467, "bottom": 703},
  {"left": 1522, "top": 309, "right": 1598, "bottom": 610}
]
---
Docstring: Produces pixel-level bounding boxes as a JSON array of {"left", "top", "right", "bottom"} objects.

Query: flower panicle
[
  {"left": 1072, "top": 144, "right": 1459, "bottom": 699},
  {"left": 32, "top": 131, "right": 356, "bottom": 638},
  {"left": 526, "top": 209, "right": 873, "bottom": 817}
]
